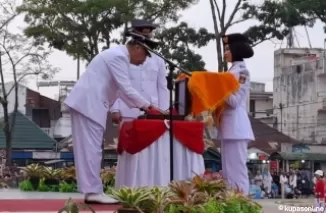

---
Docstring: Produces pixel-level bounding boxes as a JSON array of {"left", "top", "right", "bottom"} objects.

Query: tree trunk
[
  {"left": 3, "top": 102, "right": 12, "bottom": 167},
  {"left": 216, "top": 40, "right": 224, "bottom": 72},
  {"left": 209, "top": 0, "right": 224, "bottom": 72}
]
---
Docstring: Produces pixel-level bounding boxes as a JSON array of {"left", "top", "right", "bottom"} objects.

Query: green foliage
[
  {"left": 286, "top": 0, "right": 326, "bottom": 32},
  {"left": 244, "top": 0, "right": 315, "bottom": 46},
  {"left": 201, "top": 198, "right": 224, "bottom": 213},
  {"left": 18, "top": 0, "right": 129, "bottom": 61},
  {"left": 111, "top": 187, "right": 151, "bottom": 210},
  {"left": 19, "top": 179, "right": 34, "bottom": 191},
  {"left": 59, "top": 181, "right": 77, "bottom": 193},
  {"left": 155, "top": 22, "right": 214, "bottom": 71},
  {"left": 37, "top": 179, "right": 52, "bottom": 192},
  {"left": 18, "top": 0, "right": 198, "bottom": 62},
  {"left": 58, "top": 198, "right": 95, "bottom": 213},
  {"left": 19, "top": 178, "right": 77, "bottom": 192}
]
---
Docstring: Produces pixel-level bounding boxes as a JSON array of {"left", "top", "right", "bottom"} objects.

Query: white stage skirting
[{"left": 115, "top": 130, "right": 205, "bottom": 188}]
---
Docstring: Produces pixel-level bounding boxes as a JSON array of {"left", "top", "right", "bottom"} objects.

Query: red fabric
[
  {"left": 314, "top": 178, "right": 324, "bottom": 199},
  {"left": 147, "top": 108, "right": 162, "bottom": 115},
  {"left": 117, "top": 119, "right": 204, "bottom": 155}
]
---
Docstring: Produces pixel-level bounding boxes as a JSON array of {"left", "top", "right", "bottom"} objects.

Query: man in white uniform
[
  {"left": 111, "top": 19, "right": 169, "bottom": 188},
  {"left": 64, "top": 38, "right": 164, "bottom": 204}
]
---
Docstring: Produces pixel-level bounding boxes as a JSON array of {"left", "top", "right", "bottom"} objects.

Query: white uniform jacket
[
  {"left": 110, "top": 54, "right": 169, "bottom": 118},
  {"left": 219, "top": 61, "right": 255, "bottom": 140},
  {"left": 64, "top": 45, "right": 150, "bottom": 128}
]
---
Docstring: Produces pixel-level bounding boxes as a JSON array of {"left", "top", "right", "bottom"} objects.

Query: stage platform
[
  {"left": 0, "top": 189, "right": 118, "bottom": 212},
  {"left": 0, "top": 189, "right": 316, "bottom": 213}
]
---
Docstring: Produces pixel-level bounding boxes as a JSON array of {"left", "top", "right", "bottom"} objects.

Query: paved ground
[
  {"left": 0, "top": 189, "right": 318, "bottom": 213},
  {"left": 258, "top": 199, "right": 318, "bottom": 213},
  {"left": 0, "top": 188, "right": 84, "bottom": 200}
]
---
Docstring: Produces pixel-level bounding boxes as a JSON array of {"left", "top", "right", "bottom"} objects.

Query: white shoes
[{"left": 85, "top": 193, "right": 119, "bottom": 204}]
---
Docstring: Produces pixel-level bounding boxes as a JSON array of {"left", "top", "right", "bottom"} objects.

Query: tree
[
  {"left": 0, "top": 2, "right": 59, "bottom": 166},
  {"left": 0, "top": 0, "right": 18, "bottom": 30},
  {"left": 284, "top": 0, "right": 325, "bottom": 31},
  {"left": 209, "top": 0, "right": 253, "bottom": 71},
  {"left": 155, "top": 22, "right": 214, "bottom": 71},
  {"left": 208, "top": 0, "right": 312, "bottom": 71},
  {"left": 244, "top": 0, "right": 314, "bottom": 46},
  {"left": 18, "top": 0, "right": 198, "bottom": 63}
]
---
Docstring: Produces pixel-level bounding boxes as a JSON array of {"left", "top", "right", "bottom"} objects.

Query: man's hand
[
  {"left": 111, "top": 111, "right": 121, "bottom": 124},
  {"left": 142, "top": 105, "right": 168, "bottom": 114}
]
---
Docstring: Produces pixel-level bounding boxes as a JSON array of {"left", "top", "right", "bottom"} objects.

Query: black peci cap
[{"left": 131, "top": 19, "right": 158, "bottom": 30}]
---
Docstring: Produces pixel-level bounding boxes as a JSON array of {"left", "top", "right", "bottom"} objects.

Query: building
[
  {"left": 249, "top": 81, "right": 273, "bottom": 119},
  {"left": 0, "top": 82, "right": 61, "bottom": 136},
  {"left": 273, "top": 48, "right": 326, "bottom": 143}
]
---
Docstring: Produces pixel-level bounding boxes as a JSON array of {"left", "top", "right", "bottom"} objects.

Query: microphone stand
[{"left": 137, "top": 42, "right": 191, "bottom": 182}]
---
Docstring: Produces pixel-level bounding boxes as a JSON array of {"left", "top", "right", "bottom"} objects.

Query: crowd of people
[
  {"left": 249, "top": 169, "right": 314, "bottom": 199},
  {"left": 0, "top": 165, "right": 22, "bottom": 188}
]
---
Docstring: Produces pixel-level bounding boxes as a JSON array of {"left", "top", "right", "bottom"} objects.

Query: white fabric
[
  {"left": 219, "top": 61, "right": 254, "bottom": 141},
  {"left": 289, "top": 174, "right": 297, "bottom": 188},
  {"left": 110, "top": 54, "right": 169, "bottom": 117},
  {"left": 316, "top": 170, "right": 324, "bottom": 176},
  {"left": 65, "top": 45, "right": 150, "bottom": 128},
  {"left": 115, "top": 130, "right": 205, "bottom": 188},
  {"left": 263, "top": 172, "right": 273, "bottom": 193},
  {"left": 70, "top": 109, "right": 104, "bottom": 194},
  {"left": 280, "top": 175, "right": 288, "bottom": 184}
]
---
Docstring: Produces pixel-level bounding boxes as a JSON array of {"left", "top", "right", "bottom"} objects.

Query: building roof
[
  {"left": 269, "top": 152, "right": 326, "bottom": 161},
  {"left": 249, "top": 117, "right": 298, "bottom": 143},
  {"left": 213, "top": 116, "right": 299, "bottom": 154},
  {"left": 0, "top": 111, "right": 56, "bottom": 149}
]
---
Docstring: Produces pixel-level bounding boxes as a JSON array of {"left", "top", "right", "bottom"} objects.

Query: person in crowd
[
  {"left": 271, "top": 181, "right": 279, "bottom": 198},
  {"left": 280, "top": 171, "right": 288, "bottom": 199},
  {"left": 289, "top": 171, "right": 297, "bottom": 197},
  {"left": 254, "top": 171, "right": 263, "bottom": 187},
  {"left": 263, "top": 170, "right": 273, "bottom": 197},
  {"left": 313, "top": 170, "right": 324, "bottom": 213}
]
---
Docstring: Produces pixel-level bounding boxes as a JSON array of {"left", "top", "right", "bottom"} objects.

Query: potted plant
[
  {"left": 143, "top": 187, "right": 172, "bottom": 213},
  {"left": 223, "top": 188, "right": 262, "bottom": 213},
  {"left": 111, "top": 187, "right": 151, "bottom": 213},
  {"left": 0, "top": 182, "right": 8, "bottom": 189},
  {"left": 43, "top": 167, "right": 61, "bottom": 185},
  {"left": 22, "top": 164, "right": 44, "bottom": 190},
  {"left": 167, "top": 181, "right": 208, "bottom": 213},
  {"left": 60, "top": 166, "right": 76, "bottom": 184},
  {"left": 58, "top": 198, "right": 95, "bottom": 213},
  {"left": 100, "top": 167, "right": 116, "bottom": 191},
  {"left": 192, "top": 171, "right": 226, "bottom": 197}
]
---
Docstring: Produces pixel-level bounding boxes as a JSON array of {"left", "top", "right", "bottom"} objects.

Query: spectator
[{"left": 280, "top": 171, "right": 288, "bottom": 199}]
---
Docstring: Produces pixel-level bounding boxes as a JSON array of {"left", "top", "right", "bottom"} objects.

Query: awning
[{"left": 269, "top": 152, "right": 326, "bottom": 161}]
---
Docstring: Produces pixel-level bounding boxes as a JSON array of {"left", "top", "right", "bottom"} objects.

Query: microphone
[
  {"left": 124, "top": 29, "right": 159, "bottom": 49},
  {"left": 124, "top": 30, "right": 150, "bottom": 42}
]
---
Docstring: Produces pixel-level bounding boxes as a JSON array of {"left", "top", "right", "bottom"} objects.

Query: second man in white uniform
[{"left": 111, "top": 20, "right": 169, "bottom": 188}]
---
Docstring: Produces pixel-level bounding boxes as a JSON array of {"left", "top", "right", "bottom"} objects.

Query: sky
[{"left": 4, "top": 0, "right": 326, "bottom": 99}]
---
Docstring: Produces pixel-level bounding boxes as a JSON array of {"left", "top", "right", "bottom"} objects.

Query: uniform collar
[{"left": 228, "top": 61, "right": 246, "bottom": 71}]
